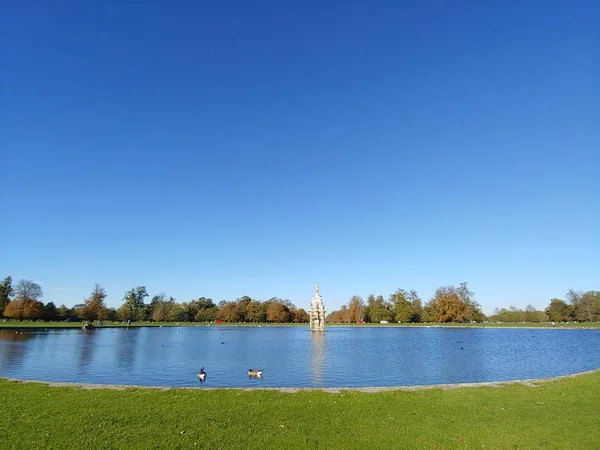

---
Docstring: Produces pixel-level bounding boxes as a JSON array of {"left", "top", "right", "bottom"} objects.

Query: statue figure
[{"left": 315, "top": 282, "right": 319, "bottom": 294}]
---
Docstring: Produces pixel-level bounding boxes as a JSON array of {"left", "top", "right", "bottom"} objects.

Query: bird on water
[
  {"left": 248, "top": 369, "right": 263, "bottom": 377},
  {"left": 198, "top": 367, "right": 206, "bottom": 382}
]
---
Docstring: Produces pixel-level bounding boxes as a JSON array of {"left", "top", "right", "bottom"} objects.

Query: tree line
[
  {"left": 1, "top": 276, "right": 598, "bottom": 324},
  {"left": 0, "top": 276, "right": 309, "bottom": 323},
  {"left": 326, "top": 283, "right": 600, "bottom": 323}
]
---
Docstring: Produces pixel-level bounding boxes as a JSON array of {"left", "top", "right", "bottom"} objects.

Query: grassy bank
[
  {"left": 1, "top": 372, "right": 599, "bottom": 449},
  {"left": 1, "top": 320, "right": 600, "bottom": 329}
]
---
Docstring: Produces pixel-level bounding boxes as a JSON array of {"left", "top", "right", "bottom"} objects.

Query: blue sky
[{"left": 2, "top": 1, "right": 598, "bottom": 314}]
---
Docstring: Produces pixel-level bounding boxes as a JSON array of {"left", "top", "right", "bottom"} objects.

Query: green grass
[
  {"left": 1, "top": 372, "right": 599, "bottom": 449},
  {"left": 2, "top": 320, "right": 600, "bottom": 329}
]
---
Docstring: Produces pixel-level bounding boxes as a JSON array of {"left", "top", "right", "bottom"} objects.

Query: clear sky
[{"left": 2, "top": 1, "right": 599, "bottom": 314}]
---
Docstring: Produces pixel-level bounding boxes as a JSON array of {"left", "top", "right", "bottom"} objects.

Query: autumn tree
[
  {"left": 245, "top": 300, "right": 266, "bottom": 322},
  {"left": 217, "top": 301, "right": 241, "bottom": 322},
  {"left": 348, "top": 295, "right": 364, "bottom": 322},
  {"left": 0, "top": 276, "right": 13, "bottom": 317},
  {"left": 291, "top": 308, "right": 309, "bottom": 323},
  {"left": 78, "top": 284, "right": 108, "bottom": 321},
  {"left": 266, "top": 302, "right": 290, "bottom": 323},
  {"left": 427, "top": 286, "right": 468, "bottom": 323},
  {"left": 4, "top": 280, "right": 44, "bottom": 320}
]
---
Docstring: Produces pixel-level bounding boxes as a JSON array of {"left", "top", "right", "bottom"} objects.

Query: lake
[{"left": 1, "top": 326, "right": 599, "bottom": 388}]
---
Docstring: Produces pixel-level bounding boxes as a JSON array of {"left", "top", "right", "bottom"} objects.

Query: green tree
[
  {"left": 545, "top": 298, "right": 572, "bottom": 322},
  {"left": 369, "top": 295, "right": 392, "bottom": 322},
  {"left": 42, "top": 302, "right": 58, "bottom": 321},
  {"left": 150, "top": 294, "right": 174, "bottom": 322},
  {"left": 0, "top": 276, "right": 13, "bottom": 317},
  {"left": 390, "top": 289, "right": 414, "bottom": 323},
  {"left": 56, "top": 304, "right": 73, "bottom": 321},
  {"left": 121, "top": 286, "right": 148, "bottom": 321},
  {"left": 236, "top": 296, "right": 252, "bottom": 322},
  {"left": 457, "top": 282, "right": 486, "bottom": 322},
  {"left": 195, "top": 306, "right": 217, "bottom": 322},
  {"left": 574, "top": 291, "right": 600, "bottom": 322}
]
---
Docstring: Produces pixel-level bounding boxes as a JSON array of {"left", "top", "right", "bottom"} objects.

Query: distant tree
[
  {"left": 195, "top": 306, "right": 217, "bottom": 322},
  {"left": 217, "top": 301, "right": 241, "bottom": 322},
  {"left": 4, "top": 298, "right": 44, "bottom": 320},
  {"left": 78, "top": 284, "right": 107, "bottom": 322},
  {"left": 391, "top": 289, "right": 414, "bottom": 323},
  {"left": 236, "top": 296, "right": 252, "bottom": 322},
  {"left": 56, "top": 304, "right": 73, "bottom": 321},
  {"left": 120, "top": 286, "right": 148, "bottom": 321},
  {"left": 545, "top": 298, "right": 573, "bottom": 322},
  {"left": 245, "top": 300, "right": 265, "bottom": 322},
  {"left": 266, "top": 302, "right": 290, "bottom": 323},
  {"left": 574, "top": 291, "right": 600, "bottom": 322},
  {"left": 150, "top": 294, "right": 174, "bottom": 322},
  {"left": 566, "top": 289, "right": 583, "bottom": 307},
  {"left": 14, "top": 280, "right": 43, "bottom": 301},
  {"left": 168, "top": 304, "right": 187, "bottom": 322},
  {"left": 456, "top": 282, "right": 486, "bottom": 322},
  {"left": 42, "top": 302, "right": 58, "bottom": 321},
  {"left": 291, "top": 308, "right": 310, "bottom": 323},
  {"left": 363, "top": 294, "right": 376, "bottom": 322},
  {"left": 427, "top": 286, "right": 468, "bottom": 323},
  {"left": 0, "top": 276, "right": 13, "bottom": 317},
  {"left": 348, "top": 295, "right": 365, "bottom": 323},
  {"left": 104, "top": 307, "right": 117, "bottom": 321},
  {"left": 369, "top": 295, "right": 393, "bottom": 322},
  {"left": 4, "top": 280, "right": 44, "bottom": 320}
]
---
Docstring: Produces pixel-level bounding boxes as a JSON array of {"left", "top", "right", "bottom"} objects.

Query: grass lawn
[{"left": 1, "top": 372, "right": 599, "bottom": 449}]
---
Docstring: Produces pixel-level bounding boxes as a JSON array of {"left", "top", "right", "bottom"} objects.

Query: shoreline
[
  {"left": 2, "top": 322, "right": 599, "bottom": 330},
  {"left": 3, "top": 368, "right": 599, "bottom": 393}
]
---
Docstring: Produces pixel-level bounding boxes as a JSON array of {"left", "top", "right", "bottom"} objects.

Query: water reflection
[
  {"left": 310, "top": 332, "right": 325, "bottom": 385},
  {"left": 77, "top": 330, "right": 99, "bottom": 370},
  {"left": 0, "top": 329, "right": 35, "bottom": 370},
  {"left": 115, "top": 328, "right": 141, "bottom": 372},
  {"left": 1, "top": 327, "right": 599, "bottom": 388}
]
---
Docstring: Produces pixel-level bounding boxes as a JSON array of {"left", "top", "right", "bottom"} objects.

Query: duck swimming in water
[
  {"left": 197, "top": 367, "right": 206, "bottom": 382},
  {"left": 248, "top": 369, "right": 263, "bottom": 377}
]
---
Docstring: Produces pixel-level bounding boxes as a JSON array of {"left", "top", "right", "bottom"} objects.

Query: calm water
[{"left": 1, "top": 327, "right": 599, "bottom": 388}]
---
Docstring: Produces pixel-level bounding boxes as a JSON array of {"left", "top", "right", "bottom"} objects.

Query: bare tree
[{"left": 14, "top": 280, "right": 43, "bottom": 301}]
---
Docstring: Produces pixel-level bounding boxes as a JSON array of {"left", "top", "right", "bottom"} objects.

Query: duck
[
  {"left": 248, "top": 369, "right": 263, "bottom": 377},
  {"left": 197, "top": 367, "right": 206, "bottom": 382}
]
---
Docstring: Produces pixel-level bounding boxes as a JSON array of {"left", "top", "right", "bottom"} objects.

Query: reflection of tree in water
[
  {"left": 115, "top": 328, "right": 141, "bottom": 373},
  {"left": 310, "top": 332, "right": 326, "bottom": 386},
  {"left": 0, "top": 330, "right": 35, "bottom": 370},
  {"left": 77, "top": 330, "right": 99, "bottom": 371}
]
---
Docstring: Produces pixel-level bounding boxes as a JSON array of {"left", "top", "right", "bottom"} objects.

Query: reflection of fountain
[{"left": 310, "top": 332, "right": 326, "bottom": 385}]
